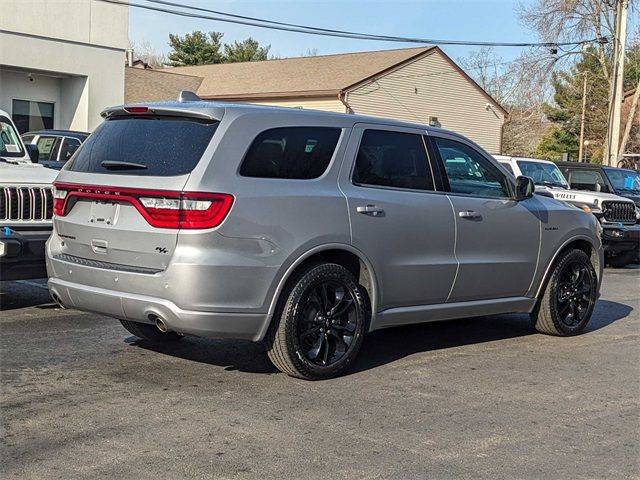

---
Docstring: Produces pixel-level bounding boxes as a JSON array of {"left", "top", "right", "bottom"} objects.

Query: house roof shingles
[
  {"left": 163, "top": 46, "right": 434, "bottom": 99},
  {"left": 125, "top": 67, "right": 203, "bottom": 103}
]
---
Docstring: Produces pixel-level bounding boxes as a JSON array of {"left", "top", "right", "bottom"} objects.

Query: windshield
[
  {"left": 516, "top": 160, "right": 569, "bottom": 189},
  {"left": 604, "top": 168, "right": 640, "bottom": 194},
  {"left": 0, "top": 115, "right": 26, "bottom": 158}
]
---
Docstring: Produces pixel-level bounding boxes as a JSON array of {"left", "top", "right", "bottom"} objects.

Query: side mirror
[
  {"left": 595, "top": 183, "right": 602, "bottom": 192},
  {"left": 515, "top": 176, "right": 535, "bottom": 201},
  {"left": 25, "top": 143, "right": 39, "bottom": 163}
]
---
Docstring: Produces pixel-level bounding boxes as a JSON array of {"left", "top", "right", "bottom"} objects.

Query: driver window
[
  {"left": 434, "top": 137, "right": 510, "bottom": 198},
  {"left": 568, "top": 170, "right": 608, "bottom": 192}
]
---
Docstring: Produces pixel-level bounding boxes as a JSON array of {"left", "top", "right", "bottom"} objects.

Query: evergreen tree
[
  {"left": 167, "top": 31, "right": 271, "bottom": 66},
  {"left": 223, "top": 38, "right": 270, "bottom": 63},
  {"left": 536, "top": 43, "right": 640, "bottom": 163},
  {"left": 167, "top": 31, "right": 224, "bottom": 66}
]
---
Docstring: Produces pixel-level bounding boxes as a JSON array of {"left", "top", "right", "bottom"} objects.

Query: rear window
[
  {"left": 66, "top": 116, "right": 218, "bottom": 176},
  {"left": 239, "top": 127, "right": 341, "bottom": 179}
]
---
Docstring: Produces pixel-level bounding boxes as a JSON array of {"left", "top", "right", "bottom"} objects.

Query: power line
[{"left": 97, "top": 0, "right": 604, "bottom": 48}]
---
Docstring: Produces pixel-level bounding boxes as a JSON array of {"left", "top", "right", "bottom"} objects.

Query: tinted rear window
[
  {"left": 239, "top": 127, "right": 341, "bottom": 179},
  {"left": 66, "top": 116, "right": 218, "bottom": 176}
]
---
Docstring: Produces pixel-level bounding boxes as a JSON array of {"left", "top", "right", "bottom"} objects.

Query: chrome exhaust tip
[
  {"left": 155, "top": 316, "right": 169, "bottom": 333},
  {"left": 50, "top": 292, "right": 66, "bottom": 309}
]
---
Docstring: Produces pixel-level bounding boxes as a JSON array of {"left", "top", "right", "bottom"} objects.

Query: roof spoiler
[
  {"left": 178, "top": 90, "right": 201, "bottom": 102},
  {"left": 100, "top": 105, "right": 216, "bottom": 121}
]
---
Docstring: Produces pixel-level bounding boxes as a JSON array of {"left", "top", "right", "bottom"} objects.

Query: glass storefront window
[{"left": 12, "top": 99, "right": 54, "bottom": 134}]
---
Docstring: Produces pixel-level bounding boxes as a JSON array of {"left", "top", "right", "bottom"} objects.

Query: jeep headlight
[{"left": 571, "top": 202, "right": 601, "bottom": 215}]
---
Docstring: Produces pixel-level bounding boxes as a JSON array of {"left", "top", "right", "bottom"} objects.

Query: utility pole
[
  {"left": 578, "top": 72, "right": 588, "bottom": 163},
  {"left": 605, "top": 0, "right": 628, "bottom": 167}
]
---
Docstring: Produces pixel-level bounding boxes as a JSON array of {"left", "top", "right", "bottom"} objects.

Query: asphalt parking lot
[{"left": 1, "top": 267, "right": 639, "bottom": 480}]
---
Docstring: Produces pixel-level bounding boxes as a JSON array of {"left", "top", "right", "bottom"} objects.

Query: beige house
[{"left": 125, "top": 46, "right": 507, "bottom": 153}]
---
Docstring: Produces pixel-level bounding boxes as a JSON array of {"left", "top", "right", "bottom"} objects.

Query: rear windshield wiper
[{"left": 100, "top": 160, "right": 148, "bottom": 170}]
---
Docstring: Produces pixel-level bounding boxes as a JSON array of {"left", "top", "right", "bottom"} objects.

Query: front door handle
[
  {"left": 356, "top": 205, "right": 385, "bottom": 217},
  {"left": 458, "top": 210, "right": 482, "bottom": 220}
]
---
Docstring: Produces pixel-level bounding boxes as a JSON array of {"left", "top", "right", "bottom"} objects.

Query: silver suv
[{"left": 47, "top": 94, "right": 603, "bottom": 380}]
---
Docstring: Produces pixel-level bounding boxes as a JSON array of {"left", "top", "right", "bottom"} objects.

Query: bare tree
[
  {"left": 128, "top": 39, "right": 167, "bottom": 68},
  {"left": 459, "top": 47, "right": 551, "bottom": 155}
]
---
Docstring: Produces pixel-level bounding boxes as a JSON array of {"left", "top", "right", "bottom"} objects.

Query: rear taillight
[
  {"left": 53, "top": 187, "right": 68, "bottom": 216},
  {"left": 53, "top": 183, "right": 234, "bottom": 229}
]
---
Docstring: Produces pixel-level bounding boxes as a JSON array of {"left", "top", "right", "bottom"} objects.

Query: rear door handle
[
  {"left": 91, "top": 239, "right": 108, "bottom": 254},
  {"left": 458, "top": 210, "right": 482, "bottom": 220},
  {"left": 356, "top": 205, "right": 385, "bottom": 217}
]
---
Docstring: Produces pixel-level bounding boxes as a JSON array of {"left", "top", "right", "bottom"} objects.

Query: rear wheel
[
  {"left": 265, "top": 263, "right": 368, "bottom": 380},
  {"left": 119, "top": 320, "right": 183, "bottom": 344},
  {"left": 531, "top": 249, "right": 597, "bottom": 336}
]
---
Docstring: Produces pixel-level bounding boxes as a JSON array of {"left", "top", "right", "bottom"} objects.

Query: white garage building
[{"left": 0, "top": 0, "right": 128, "bottom": 133}]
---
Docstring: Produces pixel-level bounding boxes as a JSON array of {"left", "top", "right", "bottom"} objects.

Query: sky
[{"left": 128, "top": 0, "right": 544, "bottom": 65}]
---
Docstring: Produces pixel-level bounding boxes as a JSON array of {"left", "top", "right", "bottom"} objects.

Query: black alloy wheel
[
  {"left": 554, "top": 261, "right": 595, "bottom": 328},
  {"left": 296, "top": 280, "right": 358, "bottom": 366},
  {"left": 531, "top": 248, "right": 598, "bottom": 336},
  {"left": 265, "top": 263, "right": 368, "bottom": 380}
]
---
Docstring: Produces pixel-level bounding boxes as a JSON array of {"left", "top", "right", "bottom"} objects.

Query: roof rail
[{"left": 177, "top": 90, "right": 201, "bottom": 102}]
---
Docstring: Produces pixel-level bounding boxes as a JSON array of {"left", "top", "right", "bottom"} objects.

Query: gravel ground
[{"left": 1, "top": 267, "right": 639, "bottom": 480}]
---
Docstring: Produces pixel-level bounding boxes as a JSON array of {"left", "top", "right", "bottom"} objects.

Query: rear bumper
[
  {"left": 602, "top": 225, "right": 640, "bottom": 255},
  {"left": 0, "top": 228, "right": 50, "bottom": 280},
  {"left": 48, "top": 277, "right": 267, "bottom": 341}
]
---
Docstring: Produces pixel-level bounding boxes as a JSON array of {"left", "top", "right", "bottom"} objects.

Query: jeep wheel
[
  {"left": 120, "top": 320, "right": 183, "bottom": 344},
  {"left": 265, "top": 263, "right": 368, "bottom": 380},
  {"left": 531, "top": 249, "right": 597, "bottom": 336}
]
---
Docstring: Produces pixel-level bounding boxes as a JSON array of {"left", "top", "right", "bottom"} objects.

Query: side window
[
  {"left": 353, "top": 129, "right": 434, "bottom": 191},
  {"left": 434, "top": 138, "right": 510, "bottom": 198},
  {"left": 59, "top": 138, "right": 82, "bottom": 162},
  {"left": 568, "top": 169, "right": 608, "bottom": 192},
  {"left": 500, "top": 162, "right": 515, "bottom": 176},
  {"left": 240, "top": 127, "right": 341, "bottom": 179},
  {"left": 36, "top": 136, "right": 61, "bottom": 161}
]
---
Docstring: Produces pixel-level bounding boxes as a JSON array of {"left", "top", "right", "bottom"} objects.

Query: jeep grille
[
  {"left": 601, "top": 201, "right": 636, "bottom": 223},
  {"left": 0, "top": 186, "right": 54, "bottom": 221}
]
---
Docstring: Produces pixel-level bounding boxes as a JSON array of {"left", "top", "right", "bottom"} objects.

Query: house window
[{"left": 12, "top": 99, "right": 54, "bottom": 134}]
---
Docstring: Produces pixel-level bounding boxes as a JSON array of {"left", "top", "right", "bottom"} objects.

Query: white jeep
[
  {"left": 495, "top": 155, "right": 639, "bottom": 268},
  {"left": 0, "top": 109, "right": 58, "bottom": 280}
]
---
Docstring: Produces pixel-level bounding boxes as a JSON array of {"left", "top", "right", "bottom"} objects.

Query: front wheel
[
  {"left": 531, "top": 249, "right": 598, "bottom": 336},
  {"left": 265, "top": 263, "right": 369, "bottom": 380}
]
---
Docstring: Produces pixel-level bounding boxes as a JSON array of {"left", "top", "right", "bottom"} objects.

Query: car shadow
[
  {"left": 0, "top": 280, "right": 57, "bottom": 311},
  {"left": 350, "top": 299, "right": 633, "bottom": 375},
  {"left": 127, "top": 299, "right": 633, "bottom": 377},
  {"left": 127, "top": 336, "right": 279, "bottom": 374}
]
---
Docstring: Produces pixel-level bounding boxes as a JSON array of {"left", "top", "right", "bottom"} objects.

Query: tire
[
  {"left": 265, "top": 263, "right": 369, "bottom": 380},
  {"left": 531, "top": 249, "right": 598, "bottom": 336},
  {"left": 119, "top": 319, "right": 183, "bottom": 344},
  {"left": 607, "top": 250, "right": 637, "bottom": 268}
]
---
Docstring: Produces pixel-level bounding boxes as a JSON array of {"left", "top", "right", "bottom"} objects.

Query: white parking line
[{"left": 15, "top": 280, "right": 49, "bottom": 290}]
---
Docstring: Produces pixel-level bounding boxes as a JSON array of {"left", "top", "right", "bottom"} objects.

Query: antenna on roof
[{"left": 178, "top": 90, "right": 201, "bottom": 102}]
